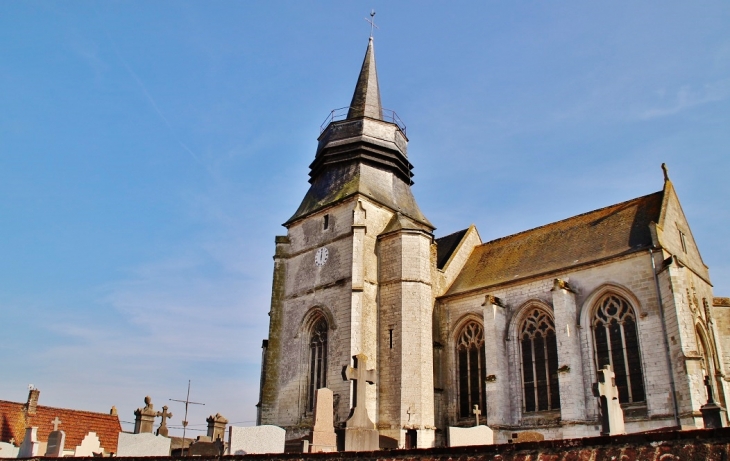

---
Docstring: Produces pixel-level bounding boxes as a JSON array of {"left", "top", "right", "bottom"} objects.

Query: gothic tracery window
[
  {"left": 592, "top": 294, "right": 645, "bottom": 404},
  {"left": 456, "top": 321, "right": 487, "bottom": 418},
  {"left": 307, "top": 317, "right": 328, "bottom": 412},
  {"left": 519, "top": 308, "right": 560, "bottom": 412}
]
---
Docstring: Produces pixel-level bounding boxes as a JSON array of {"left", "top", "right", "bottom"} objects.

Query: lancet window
[
  {"left": 307, "top": 317, "right": 328, "bottom": 412},
  {"left": 456, "top": 321, "right": 487, "bottom": 418},
  {"left": 592, "top": 294, "right": 645, "bottom": 404},
  {"left": 519, "top": 308, "right": 560, "bottom": 412}
]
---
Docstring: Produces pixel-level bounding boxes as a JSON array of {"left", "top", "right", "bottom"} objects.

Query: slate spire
[{"left": 347, "top": 37, "right": 383, "bottom": 120}]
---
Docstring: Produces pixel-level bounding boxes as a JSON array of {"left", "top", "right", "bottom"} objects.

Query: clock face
[{"left": 315, "top": 247, "right": 329, "bottom": 266}]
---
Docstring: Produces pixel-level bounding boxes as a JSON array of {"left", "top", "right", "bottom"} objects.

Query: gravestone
[
  {"left": 701, "top": 376, "right": 724, "bottom": 428},
  {"left": 74, "top": 432, "right": 102, "bottom": 456},
  {"left": 447, "top": 426, "right": 493, "bottom": 447},
  {"left": 134, "top": 396, "right": 158, "bottom": 434},
  {"left": 156, "top": 405, "right": 172, "bottom": 437},
  {"left": 45, "top": 417, "right": 66, "bottom": 457},
  {"left": 0, "top": 442, "right": 19, "bottom": 458},
  {"left": 228, "top": 425, "right": 285, "bottom": 455},
  {"left": 592, "top": 365, "right": 625, "bottom": 436},
  {"left": 116, "top": 432, "right": 172, "bottom": 457},
  {"left": 342, "top": 353, "right": 378, "bottom": 451},
  {"left": 18, "top": 427, "right": 40, "bottom": 457},
  {"left": 310, "top": 388, "right": 337, "bottom": 452},
  {"left": 206, "top": 413, "right": 228, "bottom": 442}
]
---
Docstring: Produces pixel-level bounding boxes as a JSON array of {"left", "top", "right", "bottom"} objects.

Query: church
[{"left": 257, "top": 36, "right": 730, "bottom": 448}]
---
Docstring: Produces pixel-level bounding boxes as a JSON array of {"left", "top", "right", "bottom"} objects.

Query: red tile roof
[
  {"left": 0, "top": 400, "right": 121, "bottom": 453},
  {"left": 445, "top": 191, "right": 664, "bottom": 296}
]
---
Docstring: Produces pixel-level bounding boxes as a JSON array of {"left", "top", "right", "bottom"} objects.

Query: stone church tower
[
  {"left": 258, "top": 36, "right": 730, "bottom": 449},
  {"left": 258, "top": 37, "right": 436, "bottom": 448}
]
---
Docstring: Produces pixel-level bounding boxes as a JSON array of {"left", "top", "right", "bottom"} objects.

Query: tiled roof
[
  {"left": 445, "top": 191, "right": 664, "bottom": 296},
  {"left": 435, "top": 228, "right": 469, "bottom": 269},
  {"left": 0, "top": 400, "right": 121, "bottom": 453}
]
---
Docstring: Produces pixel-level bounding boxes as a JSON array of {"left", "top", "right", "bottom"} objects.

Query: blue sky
[{"left": 1, "top": 1, "right": 728, "bottom": 435}]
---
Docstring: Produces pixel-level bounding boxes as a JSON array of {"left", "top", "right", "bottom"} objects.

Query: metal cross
[
  {"left": 170, "top": 380, "right": 205, "bottom": 456},
  {"left": 51, "top": 417, "right": 62, "bottom": 431},
  {"left": 473, "top": 405, "right": 481, "bottom": 426},
  {"left": 364, "top": 10, "right": 378, "bottom": 38}
]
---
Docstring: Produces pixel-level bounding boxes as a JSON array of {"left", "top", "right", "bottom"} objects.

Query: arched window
[
  {"left": 519, "top": 308, "right": 560, "bottom": 412},
  {"left": 592, "top": 294, "right": 645, "bottom": 404},
  {"left": 307, "top": 317, "right": 328, "bottom": 412},
  {"left": 456, "top": 321, "right": 486, "bottom": 418}
]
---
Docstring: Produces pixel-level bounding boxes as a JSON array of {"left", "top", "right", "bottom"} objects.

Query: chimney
[{"left": 26, "top": 388, "right": 40, "bottom": 415}]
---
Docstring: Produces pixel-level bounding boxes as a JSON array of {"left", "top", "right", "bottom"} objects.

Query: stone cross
[
  {"left": 342, "top": 353, "right": 376, "bottom": 428},
  {"left": 407, "top": 406, "right": 415, "bottom": 422},
  {"left": 593, "top": 365, "right": 625, "bottom": 435},
  {"left": 51, "top": 417, "right": 62, "bottom": 431},
  {"left": 473, "top": 405, "right": 481, "bottom": 426},
  {"left": 156, "top": 405, "right": 172, "bottom": 437},
  {"left": 342, "top": 353, "right": 378, "bottom": 451}
]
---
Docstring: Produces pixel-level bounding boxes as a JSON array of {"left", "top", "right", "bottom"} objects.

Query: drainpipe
[{"left": 650, "top": 247, "right": 681, "bottom": 428}]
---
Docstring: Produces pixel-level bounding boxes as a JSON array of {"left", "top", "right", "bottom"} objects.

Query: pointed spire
[{"left": 347, "top": 37, "right": 383, "bottom": 120}]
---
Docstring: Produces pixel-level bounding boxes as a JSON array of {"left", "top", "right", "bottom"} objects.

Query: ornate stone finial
[
  {"left": 481, "top": 294, "right": 504, "bottom": 307},
  {"left": 661, "top": 163, "right": 670, "bottom": 182},
  {"left": 144, "top": 396, "right": 152, "bottom": 407},
  {"left": 552, "top": 278, "right": 575, "bottom": 293}
]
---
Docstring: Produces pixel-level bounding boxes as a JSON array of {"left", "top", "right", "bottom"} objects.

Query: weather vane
[{"left": 365, "top": 10, "right": 378, "bottom": 38}]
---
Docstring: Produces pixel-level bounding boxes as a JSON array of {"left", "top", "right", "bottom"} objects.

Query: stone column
[
  {"left": 481, "top": 295, "right": 510, "bottom": 427},
  {"left": 133, "top": 396, "right": 158, "bottom": 434},
  {"left": 206, "top": 413, "right": 228, "bottom": 442},
  {"left": 551, "top": 279, "right": 586, "bottom": 429}
]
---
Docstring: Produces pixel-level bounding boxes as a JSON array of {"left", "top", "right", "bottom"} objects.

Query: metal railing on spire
[{"left": 320, "top": 106, "right": 406, "bottom": 135}]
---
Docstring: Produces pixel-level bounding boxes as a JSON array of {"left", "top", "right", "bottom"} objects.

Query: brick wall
[{"left": 31, "top": 428, "right": 730, "bottom": 461}]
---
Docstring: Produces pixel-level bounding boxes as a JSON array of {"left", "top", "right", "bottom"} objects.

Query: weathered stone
[
  {"left": 447, "top": 426, "right": 493, "bottom": 447},
  {"left": 228, "top": 425, "right": 285, "bottom": 455},
  {"left": 17, "top": 428, "right": 39, "bottom": 457},
  {"left": 73, "top": 432, "right": 102, "bottom": 456},
  {"left": 133, "top": 396, "right": 157, "bottom": 434},
  {"left": 116, "top": 433, "right": 171, "bottom": 457},
  {"left": 310, "top": 388, "right": 337, "bottom": 452}
]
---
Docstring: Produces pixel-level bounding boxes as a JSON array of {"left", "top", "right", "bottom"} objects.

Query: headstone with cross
[
  {"left": 473, "top": 405, "right": 482, "bottom": 426},
  {"left": 45, "top": 418, "right": 66, "bottom": 457},
  {"left": 592, "top": 365, "right": 625, "bottom": 435},
  {"left": 156, "top": 405, "right": 173, "bottom": 437},
  {"left": 700, "top": 375, "right": 724, "bottom": 428},
  {"left": 341, "top": 353, "right": 378, "bottom": 451}
]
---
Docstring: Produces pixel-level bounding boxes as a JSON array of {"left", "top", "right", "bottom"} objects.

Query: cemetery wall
[{"left": 21, "top": 427, "right": 730, "bottom": 461}]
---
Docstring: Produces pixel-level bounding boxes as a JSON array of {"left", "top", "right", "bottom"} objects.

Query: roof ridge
[
  {"left": 0, "top": 400, "right": 118, "bottom": 418},
  {"left": 480, "top": 190, "right": 664, "bottom": 247},
  {"left": 436, "top": 227, "right": 469, "bottom": 242}
]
